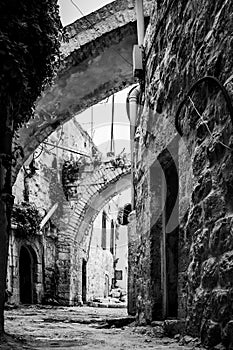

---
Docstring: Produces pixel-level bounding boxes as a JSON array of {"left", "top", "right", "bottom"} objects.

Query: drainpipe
[
  {"left": 135, "top": 0, "right": 145, "bottom": 47},
  {"left": 133, "top": 0, "right": 144, "bottom": 78},
  {"left": 127, "top": 0, "right": 144, "bottom": 205},
  {"left": 126, "top": 85, "right": 141, "bottom": 209}
]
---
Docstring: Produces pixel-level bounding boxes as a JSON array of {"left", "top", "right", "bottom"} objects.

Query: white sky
[
  {"left": 58, "top": 0, "right": 115, "bottom": 26},
  {"left": 76, "top": 86, "right": 133, "bottom": 155},
  {"left": 58, "top": 0, "right": 133, "bottom": 155}
]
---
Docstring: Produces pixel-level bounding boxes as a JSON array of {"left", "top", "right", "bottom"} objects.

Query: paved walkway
[{"left": 1, "top": 305, "right": 204, "bottom": 349}]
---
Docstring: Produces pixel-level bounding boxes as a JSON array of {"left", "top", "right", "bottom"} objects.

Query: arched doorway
[
  {"left": 82, "top": 259, "right": 87, "bottom": 304},
  {"left": 19, "top": 246, "right": 37, "bottom": 304}
]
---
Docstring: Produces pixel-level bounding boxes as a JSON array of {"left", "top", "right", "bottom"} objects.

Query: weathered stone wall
[
  {"left": 87, "top": 211, "right": 114, "bottom": 301},
  {"left": 7, "top": 231, "right": 44, "bottom": 305},
  {"left": 10, "top": 118, "right": 94, "bottom": 305},
  {"left": 43, "top": 229, "right": 58, "bottom": 302},
  {"left": 85, "top": 192, "right": 129, "bottom": 301},
  {"left": 115, "top": 224, "right": 128, "bottom": 292},
  {"left": 66, "top": 195, "right": 129, "bottom": 304},
  {"left": 131, "top": 0, "right": 233, "bottom": 347}
]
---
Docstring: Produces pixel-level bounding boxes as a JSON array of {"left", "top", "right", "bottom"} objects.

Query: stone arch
[
  {"left": 13, "top": 1, "right": 151, "bottom": 182},
  {"left": 57, "top": 163, "right": 131, "bottom": 304},
  {"left": 77, "top": 173, "right": 131, "bottom": 244},
  {"left": 64, "top": 163, "right": 131, "bottom": 244}
]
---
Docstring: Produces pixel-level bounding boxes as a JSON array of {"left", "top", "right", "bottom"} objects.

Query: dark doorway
[
  {"left": 163, "top": 148, "right": 179, "bottom": 318},
  {"left": 82, "top": 259, "right": 87, "bottom": 304},
  {"left": 19, "top": 246, "right": 33, "bottom": 304},
  {"left": 150, "top": 138, "right": 179, "bottom": 320}
]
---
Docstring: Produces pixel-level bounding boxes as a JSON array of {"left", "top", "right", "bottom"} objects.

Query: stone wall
[
  {"left": 7, "top": 231, "right": 44, "bottom": 305},
  {"left": 86, "top": 201, "right": 117, "bottom": 301},
  {"left": 10, "top": 118, "right": 94, "bottom": 305},
  {"left": 70, "top": 195, "right": 129, "bottom": 303},
  {"left": 115, "top": 224, "right": 128, "bottom": 291},
  {"left": 87, "top": 218, "right": 114, "bottom": 301},
  {"left": 131, "top": 0, "right": 233, "bottom": 347}
]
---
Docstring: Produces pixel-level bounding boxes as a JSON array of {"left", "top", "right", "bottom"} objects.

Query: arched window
[{"left": 110, "top": 220, "right": 115, "bottom": 255}]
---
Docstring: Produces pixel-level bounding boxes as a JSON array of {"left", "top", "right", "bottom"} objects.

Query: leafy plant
[
  {"left": 12, "top": 202, "right": 42, "bottom": 238},
  {"left": 0, "top": 0, "right": 62, "bottom": 130}
]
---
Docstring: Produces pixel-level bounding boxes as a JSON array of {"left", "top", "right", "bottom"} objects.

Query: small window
[
  {"left": 115, "top": 270, "right": 123, "bottom": 280},
  {"left": 101, "top": 211, "right": 107, "bottom": 250},
  {"left": 110, "top": 220, "right": 115, "bottom": 255}
]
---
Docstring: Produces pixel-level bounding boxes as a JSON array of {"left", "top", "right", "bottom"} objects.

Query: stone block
[
  {"left": 209, "top": 217, "right": 233, "bottom": 256},
  {"left": 219, "top": 251, "right": 233, "bottom": 288},
  {"left": 201, "top": 257, "right": 218, "bottom": 289},
  {"left": 206, "top": 141, "right": 226, "bottom": 166},
  {"left": 163, "top": 319, "right": 186, "bottom": 337},
  {"left": 190, "top": 228, "right": 210, "bottom": 262},
  {"left": 192, "top": 146, "right": 207, "bottom": 177},
  {"left": 191, "top": 171, "right": 212, "bottom": 205},
  {"left": 200, "top": 319, "right": 221, "bottom": 348},
  {"left": 203, "top": 193, "right": 226, "bottom": 223},
  {"left": 186, "top": 204, "right": 203, "bottom": 239},
  {"left": 222, "top": 320, "right": 233, "bottom": 349},
  {"left": 187, "top": 259, "right": 201, "bottom": 290},
  {"left": 210, "top": 289, "right": 230, "bottom": 324}
]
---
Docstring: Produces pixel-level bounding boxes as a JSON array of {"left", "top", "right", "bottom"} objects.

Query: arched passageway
[
  {"left": 12, "top": 1, "right": 151, "bottom": 182},
  {"left": 19, "top": 246, "right": 37, "bottom": 304},
  {"left": 58, "top": 169, "right": 131, "bottom": 304}
]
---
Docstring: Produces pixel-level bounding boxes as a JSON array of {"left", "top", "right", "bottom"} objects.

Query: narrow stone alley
[
  {"left": 1, "top": 305, "right": 205, "bottom": 350},
  {"left": 1, "top": 0, "right": 233, "bottom": 349}
]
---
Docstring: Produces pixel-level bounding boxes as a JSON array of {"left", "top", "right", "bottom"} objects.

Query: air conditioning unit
[{"left": 133, "top": 44, "right": 143, "bottom": 78}]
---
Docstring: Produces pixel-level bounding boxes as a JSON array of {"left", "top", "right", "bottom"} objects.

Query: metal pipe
[
  {"left": 126, "top": 85, "right": 141, "bottom": 140},
  {"left": 126, "top": 85, "right": 141, "bottom": 209},
  {"left": 135, "top": 0, "right": 145, "bottom": 46}
]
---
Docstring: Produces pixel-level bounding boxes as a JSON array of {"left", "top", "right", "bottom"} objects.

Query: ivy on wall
[
  {"left": 0, "top": 0, "right": 62, "bottom": 129},
  {"left": 12, "top": 202, "right": 42, "bottom": 238},
  {"left": 61, "top": 158, "right": 88, "bottom": 200}
]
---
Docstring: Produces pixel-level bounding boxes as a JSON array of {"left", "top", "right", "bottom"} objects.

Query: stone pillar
[{"left": 56, "top": 204, "right": 74, "bottom": 305}]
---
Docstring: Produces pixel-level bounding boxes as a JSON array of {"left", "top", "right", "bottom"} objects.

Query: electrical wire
[
  {"left": 42, "top": 141, "right": 91, "bottom": 158},
  {"left": 175, "top": 75, "right": 233, "bottom": 137},
  {"left": 43, "top": 125, "right": 64, "bottom": 153},
  {"left": 69, "top": 0, "right": 133, "bottom": 67},
  {"left": 70, "top": 0, "right": 85, "bottom": 17},
  {"left": 188, "top": 96, "right": 232, "bottom": 151}
]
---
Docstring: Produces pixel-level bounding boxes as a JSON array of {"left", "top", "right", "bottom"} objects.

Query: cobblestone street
[{"left": 1, "top": 305, "right": 204, "bottom": 350}]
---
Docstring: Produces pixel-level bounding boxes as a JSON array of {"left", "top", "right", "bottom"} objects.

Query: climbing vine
[
  {"left": 0, "top": 0, "right": 62, "bottom": 130},
  {"left": 62, "top": 157, "right": 88, "bottom": 200},
  {"left": 12, "top": 202, "right": 42, "bottom": 238},
  {"left": 0, "top": 0, "right": 62, "bottom": 334}
]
